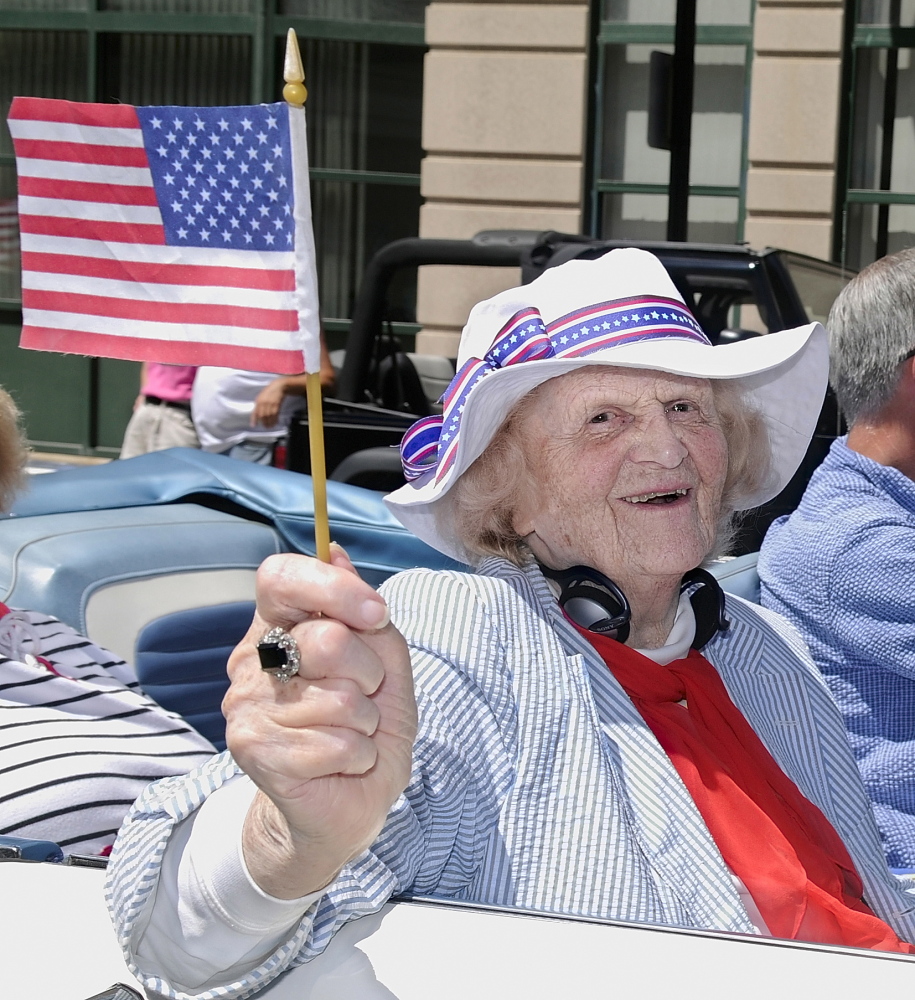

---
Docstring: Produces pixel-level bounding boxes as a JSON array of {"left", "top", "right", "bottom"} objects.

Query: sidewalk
[{"left": 26, "top": 452, "right": 112, "bottom": 475}]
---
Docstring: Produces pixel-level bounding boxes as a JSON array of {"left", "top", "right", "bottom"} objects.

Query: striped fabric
[
  {"left": 0, "top": 607, "right": 215, "bottom": 855},
  {"left": 760, "top": 436, "right": 915, "bottom": 868},
  {"left": 108, "top": 559, "right": 915, "bottom": 999},
  {"left": 6, "top": 97, "right": 321, "bottom": 374}
]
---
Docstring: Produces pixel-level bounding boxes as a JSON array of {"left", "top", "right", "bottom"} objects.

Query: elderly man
[{"left": 759, "top": 247, "right": 915, "bottom": 869}]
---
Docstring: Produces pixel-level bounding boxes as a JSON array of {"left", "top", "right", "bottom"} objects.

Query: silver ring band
[{"left": 257, "top": 626, "right": 301, "bottom": 683}]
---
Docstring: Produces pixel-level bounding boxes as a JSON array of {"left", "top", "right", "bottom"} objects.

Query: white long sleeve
[{"left": 133, "top": 774, "right": 322, "bottom": 993}]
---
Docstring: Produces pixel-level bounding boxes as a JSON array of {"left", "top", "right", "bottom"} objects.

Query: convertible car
[{"left": 3, "top": 450, "right": 915, "bottom": 1000}]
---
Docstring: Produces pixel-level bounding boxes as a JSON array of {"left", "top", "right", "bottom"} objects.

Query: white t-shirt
[{"left": 191, "top": 367, "right": 303, "bottom": 452}]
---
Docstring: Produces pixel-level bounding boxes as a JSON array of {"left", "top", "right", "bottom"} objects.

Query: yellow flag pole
[{"left": 283, "top": 28, "right": 331, "bottom": 564}]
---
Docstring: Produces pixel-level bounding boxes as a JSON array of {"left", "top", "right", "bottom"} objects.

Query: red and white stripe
[{"left": 8, "top": 97, "right": 308, "bottom": 373}]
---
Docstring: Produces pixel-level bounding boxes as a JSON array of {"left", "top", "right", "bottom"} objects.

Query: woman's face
[{"left": 511, "top": 367, "right": 729, "bottom": 586}]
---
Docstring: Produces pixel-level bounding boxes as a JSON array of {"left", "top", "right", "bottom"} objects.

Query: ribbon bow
[{"left": 401, "top": 308, "right": 553, "bottom": 482}]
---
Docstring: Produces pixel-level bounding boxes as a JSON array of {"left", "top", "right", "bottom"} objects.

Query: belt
[{"left": 145, "top": 395, "right": 191, "bottom": 412}]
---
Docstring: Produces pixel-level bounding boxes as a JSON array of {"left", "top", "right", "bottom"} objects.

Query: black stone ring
[{"left": 257, "top": 627, "right": 301, "bottom": 683}]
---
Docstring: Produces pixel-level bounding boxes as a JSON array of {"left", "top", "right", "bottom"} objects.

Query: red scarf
[{"left": 583, "top": 630, "right": 912, "bottom": 953}]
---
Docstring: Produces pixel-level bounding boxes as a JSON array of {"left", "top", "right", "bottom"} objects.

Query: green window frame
[
  {"left": 588, "top": 7, "right": 755, "bottom": 243},
  {"left": 835, "top": 3, "right": 915, "bottom": 268}
]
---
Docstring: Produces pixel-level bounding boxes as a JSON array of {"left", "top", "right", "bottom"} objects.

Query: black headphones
[{"left": 539, "top": 563, "right": 730, "bottom": 649}]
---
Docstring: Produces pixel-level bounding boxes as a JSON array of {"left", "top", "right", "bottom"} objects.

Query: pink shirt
[{"left": 142, "top": 364, "right": 197, "bottom": 403}]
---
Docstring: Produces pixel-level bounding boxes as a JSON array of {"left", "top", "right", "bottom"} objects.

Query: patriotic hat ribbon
[{"left": 400, "top": 294, "right": 709, "bottom": 483}]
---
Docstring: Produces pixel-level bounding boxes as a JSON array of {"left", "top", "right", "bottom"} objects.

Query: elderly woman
[
  {"left": 108, "top": 250, "right": 915, "bottom": 998},
  {"left": 0, "top": 387, "right": 215, "bottom": 854}
]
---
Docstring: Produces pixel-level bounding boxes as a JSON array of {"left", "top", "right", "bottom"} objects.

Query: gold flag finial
[{"left": 283, "top": 29, "right": 307, "bottom": 108}]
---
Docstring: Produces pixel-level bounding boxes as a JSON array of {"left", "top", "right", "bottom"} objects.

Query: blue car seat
[{"left": 2, "top": 449, "right": 461, "bottom": 748}]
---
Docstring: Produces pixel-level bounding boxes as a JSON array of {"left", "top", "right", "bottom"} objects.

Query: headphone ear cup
[{"left": 540, "top": 564, "right": 631, "bottom": 642}]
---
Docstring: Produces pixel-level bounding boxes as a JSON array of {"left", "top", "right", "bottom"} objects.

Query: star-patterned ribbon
[{"left": 400, "top": 295, "right": 709, "bottom": 483}]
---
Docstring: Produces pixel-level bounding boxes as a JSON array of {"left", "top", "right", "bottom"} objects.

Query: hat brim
[{"left": 385, "top": 322, "right": 828, "bottom": 564}]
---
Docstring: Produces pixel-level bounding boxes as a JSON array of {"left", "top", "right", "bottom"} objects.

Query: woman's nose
[{"left": 628, "top": 414, "right": 688, "bottom": 468}]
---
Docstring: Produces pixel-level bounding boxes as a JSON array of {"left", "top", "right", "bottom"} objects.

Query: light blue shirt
[
  {"left": 108, "top": 557, "right": 915, "bottom": 999},
  {"left": 760, "top": 435, "right": 915, "bottom": 867}
]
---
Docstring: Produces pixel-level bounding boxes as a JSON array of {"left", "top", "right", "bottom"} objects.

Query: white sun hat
[{"left": 385, "top": 247, "right": 828, "bottom": 563}]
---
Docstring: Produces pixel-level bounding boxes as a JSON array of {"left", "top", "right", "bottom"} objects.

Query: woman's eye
[
  {"left": 667, "top": 401, "right": 694, "bottom": 414},
  {"left": 589, "top": 411, "right": 610, "bottom": 424}
]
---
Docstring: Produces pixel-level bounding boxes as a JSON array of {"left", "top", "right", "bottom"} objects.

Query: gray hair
[
  {"left": 827, "top": 248, "right": 915, "bottom": 425},
  {"left": 447, "top": 375, "right": 771, "bottom": 567},
  {"left": 0, "top": 387, "right": 27, "bottom": 513}
]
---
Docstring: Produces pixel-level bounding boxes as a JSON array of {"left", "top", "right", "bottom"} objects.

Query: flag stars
[
  {"left": 216, "top": 203, "right": 227, "bottom": 215},
  {"left": 224, "top": 148, "right": 236, "bottom": 161},
  {"left": 164, "top": 173, "right": 175, "bottom": 185},
  {"left": 241, "top": 118, "right": 252, "bottom": 131},
  {"left": 170, "top": 200, "right": 181, "bottom": 212},
  {"left": 263, "top": 161, "right": 274, "bottom": 174},
  {"left": 177, "top": 227, "right": 188, "bottom": 239},
  {"left": 222, "top": 230, "right": 232, "bottom": 242},
  {"left": 256, "top": 131, "right": 267, "bottom": 144},
  {"left": 194, "top": 116, "right": 205, "bottom": 131},
  {"left": 193, "top": 161, "right": 204, "bottom": 174},
  {"left": 201, "top": 148, "right": 212, "bottom": 161},
  {"left": 156, "top": 145, "right": 168, "bottom": 157},
  {"left": 272, "top": 144, "right": 283, "bottom": 158},
  {"left": 150, "top": 116, "right": 162, "bottom": 129},
  {"left": 199, "top": 230, "right": 211, "bottom": 241},
  {"left": 265, "top": 233, "right": 275, "bottom": 245},
  {"left": 258, "top": 205, "right": 269, "bottom": 217},
  {"left": 187, "top": 134, "right": 198, "bottom": 147},
  {"left": 221, "top": 190, "right": 233, "bottom": 201},
  {"left": 239, "top": 163, "right": 249, "bottom": 175},
  {"left": 218, "top": 118, "right": 229, "bottom": 131},
  {"left": 173, "top": 118, "right": 184, "bottom": 130},
  {"left": 267, "top": 189, "right": 279, "bottom": 202},
  {"left": 201, "top": 189, "right": 211, "bottom": 202},
  {"left": 278, "top": 176, "right": 287, "bottom": 188},
  {"left": 229, "top": 176, "right": 240, "bottom": 189},
  {"left": 209, "top": 133, "right": 220, "bottom": 146},
  {"left": 166, "top": 131, "right": 177, "bottom": 144},
  {"left": 207, "top": 214, "right": 217, "bottom": 227},
  {"left": 193, "top": 201, "right": 204, "bottom": 214},
  {"left": 229, "top": 217, "right": 240, "bottom": 229},
  {"left": 266, "top": 115, "right": 277, "bottom": 128},
  {"left": 247, "top": 147, "right": 259, "bottom": 160},
  {"left": 215, "top": 162, "right": 226, "bottom": 175},
  {"left": 207, "top": 175, "right": 218, "bottom": 188},
  {"left": 252, "top": 177, "right": 263, "bottom": 190}
]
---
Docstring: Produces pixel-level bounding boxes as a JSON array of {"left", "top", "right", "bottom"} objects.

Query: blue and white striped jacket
[{"left": 107, "top": 558, "right": 915, "bottom": 999}]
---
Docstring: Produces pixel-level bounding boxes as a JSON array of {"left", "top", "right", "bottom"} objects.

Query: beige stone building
[{"left": 415, "top": 0, "right": 860, "bottom": 356}]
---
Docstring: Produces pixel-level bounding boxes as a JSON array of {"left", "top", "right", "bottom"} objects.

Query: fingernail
[
  {"left": 330, "top": 541, "right": 350, "bottom": 560},
  {"left": 361, "top": 599, "right": 390, "bottom": 629}
]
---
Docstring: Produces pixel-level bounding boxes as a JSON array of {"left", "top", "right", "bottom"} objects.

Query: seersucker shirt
[
  {"left": 107, "top": 557, "right": 915, "bottom": 999},
  {"left": 760, "top": 435, "right": 915, "bottom": 868}
]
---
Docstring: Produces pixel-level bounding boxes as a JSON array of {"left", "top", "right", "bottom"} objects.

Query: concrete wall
[
  {"left": 744, "top": 0, "right": 845, "bottom": 259},
  {"left": 416, "top": 1, "right": 589, "bottom": 356}
]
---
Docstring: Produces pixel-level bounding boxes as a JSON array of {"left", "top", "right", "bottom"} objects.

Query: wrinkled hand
[
  {"left": 224, "top": 545, "right": 417, "bottom": 898},
  {"left": 251, "top": 379, "right": 286, "bottom": 428}
]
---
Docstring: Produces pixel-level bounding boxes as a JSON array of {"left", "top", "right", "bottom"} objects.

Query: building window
[
  {"left": 838, "top": 2, "right": 915, "bottom": 268},
  {"left": 590, "top": 0, "right": 754, "bottom": 242}
]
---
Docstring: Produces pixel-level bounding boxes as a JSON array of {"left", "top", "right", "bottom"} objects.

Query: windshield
[{"left": 780, "top": 252, "right": 856, "bottom": 326}]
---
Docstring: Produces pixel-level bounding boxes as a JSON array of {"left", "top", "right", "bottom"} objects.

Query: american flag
[{"left": 6, "top": 97, "right": 322, "bottom": 374}]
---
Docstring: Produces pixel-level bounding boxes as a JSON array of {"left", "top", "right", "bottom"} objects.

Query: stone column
[
  {"left": 743, "top": 0, "right": 845, "bottom": 260},
  {"left": 416, "top": 1, "right": 589, "bottom": 357}
]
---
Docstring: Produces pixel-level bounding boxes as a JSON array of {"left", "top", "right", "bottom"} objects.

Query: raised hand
[{"left": 224, "top": 544, "right": 417, "bottom": 899}]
